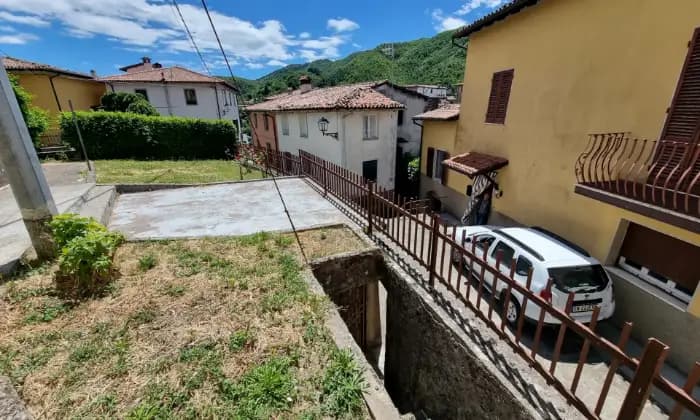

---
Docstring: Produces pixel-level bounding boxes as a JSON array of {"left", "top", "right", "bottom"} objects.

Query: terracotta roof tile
[
  {"left": 443, "top": 151, "right": 508, "bottom": 178},
  {"left": 2, "top": 56, "right": 94, "bottom": 79},
  {"left": 413, "top": 104, "right": 460, "bottom": 121},
  {"left": 100, "top": 66, "right": 237, "bottom": 90},
  {"left": 245, "top": 82, "right": 404, "bottom": 111}
]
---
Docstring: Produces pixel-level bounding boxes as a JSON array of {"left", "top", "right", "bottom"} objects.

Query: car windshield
[{"left": 547, "top": 264, "right": 609, "bottom": 292}]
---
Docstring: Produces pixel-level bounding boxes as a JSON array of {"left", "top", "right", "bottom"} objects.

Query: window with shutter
[
  {"left": 298, "top": 114, "right": 308, "bottom": 138},
  {"left": 426, "top": 147, "right": 435, "bottom": 178},
  {"left": 485, "top": 69, "right": 514, "bottom": 124},
  {"left": 280, "top": 114, "right": 289, "bottom": 136},
  {"left": 363, "top": 115, "right": 378, "bottom": 139},
  {"left": 650, "top": 27, "right": 700, "bottom": 191}
]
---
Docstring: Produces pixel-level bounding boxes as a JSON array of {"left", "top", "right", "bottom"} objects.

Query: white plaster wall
[
  {"left": 374, "top": 85, "right": 429, "bottom": 156},
  {"left": 275, "top": 110, "right": 397, "bottom": 190},
  {"left": 109, "top": 82, "right": 239, "bottom": 123}
]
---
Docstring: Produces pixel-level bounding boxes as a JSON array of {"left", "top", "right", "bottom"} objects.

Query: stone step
[{"left": 69, "top": 185, "right": 117, "bottom": 225}]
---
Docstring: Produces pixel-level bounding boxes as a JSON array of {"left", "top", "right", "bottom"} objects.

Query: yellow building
[
  {"left": 3, "top": 56, "right": 106, "bottom": 138},
  {"left": 445, "top": 0, "right": 700, "bottom": 371}
]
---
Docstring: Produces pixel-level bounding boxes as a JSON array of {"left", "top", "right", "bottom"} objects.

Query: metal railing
[
  {"left": 256, "top": 146, "right": 700, "bottom": 419},
  {"left": 575, "top": 133, "right": 700, "bottom": 217}
]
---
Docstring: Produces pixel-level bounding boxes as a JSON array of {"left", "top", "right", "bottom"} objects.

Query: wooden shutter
[
  {"left": 426, "top": 147, "right": 435, "bottom": 177},
  {"left": 650, "top": 27, "right": 700, "bottom": 190},
  {"left": 485, "top": 69, "right": 514, "bottom": 124},
  {"left": 441, "top": 151, "right": 450, "bottom": 185}
]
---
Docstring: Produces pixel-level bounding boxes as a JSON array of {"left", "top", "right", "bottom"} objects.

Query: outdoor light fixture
[{"left": 317, "top": 117, "right": 338, "bottom": 139}]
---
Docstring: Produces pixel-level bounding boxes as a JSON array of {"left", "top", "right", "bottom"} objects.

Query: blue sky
[{"left": 0, "top": 0, "right": 506, "bottom": 79}]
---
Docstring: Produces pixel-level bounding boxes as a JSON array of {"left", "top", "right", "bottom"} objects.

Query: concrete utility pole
[{"left": 0, "top": 62, "right": 57, "bottom": 259}]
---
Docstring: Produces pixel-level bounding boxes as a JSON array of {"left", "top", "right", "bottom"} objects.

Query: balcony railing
[{"left": 575, "top": 132, "right": 700, "bottom": 222}]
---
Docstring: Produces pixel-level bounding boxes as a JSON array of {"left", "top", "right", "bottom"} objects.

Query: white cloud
[
  {"left": 431, "top": 9, "right": 466, "bottom": 32},
  {"left": 0, "top": 11, "right": 50, "bottom": 27},
  {"left": 266, "top": 59, "right": 286, "bottom": 67},
  {"left": 245, "top": 62, "right": 264, "bottom": 69},
  {"left": 327, "top": 17, "right": 359, "bottom": 33},
  {"left": 0, "top": 0, "right": 356, "bottom": 71},
  {"left": 456, "top": 0, "right": 506, "bottom": 16},
  {"left": 0, "top": 32, "right": 39, "bottom": 44}
]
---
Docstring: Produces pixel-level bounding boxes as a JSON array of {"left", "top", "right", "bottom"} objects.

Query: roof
[
  {"left": 2, "top": 56, "right": 95, "bottom": 79},
  {"left": 101, "top": 66, "right": 237, "bottom": 90},
  {"left": 245, "top": 82, "right": 404, "bottom": 112},
  {"left": 452, "top": 0, "right": 541, "bottom": 39},
  {"left": 413, "top": 104, "right": 460, "bottom": 121},
  {"left": 373, "top": 81, "right": 432, "bottom": 100},
  {"left": 497, "top": 228, "right": 595, "bottom": 267},
  {"left": 443, "top": 151, "right": 508, "bottom": 177}
]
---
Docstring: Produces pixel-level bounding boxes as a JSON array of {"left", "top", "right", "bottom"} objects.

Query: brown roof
[
  {"left": 453, "top": 0, "right": 540, "bottom": 39},
  {"left": 443, "top": 151, "right": 508, "bottom": 178},
  {"left": 2, "top": 56, "right": 95, "bottom": 79},
  {"left": 101, "top": 66, "right": 237, "bottom": 90},
  {"left": 245, "top": 82, "right": 404, "bottom": 112},
  {"left": 413, "top": 104, "right": 460, "bottom": 121}
]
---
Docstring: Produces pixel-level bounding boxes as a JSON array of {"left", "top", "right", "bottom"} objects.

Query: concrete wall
[
  {"left": 374, "top": 84, "right": 431, "bottom": 156},
  {"left": 454, "top": 0, "right": 700, "bottom": 314},
  {"left": 276, "top": 110, "right": 397, "bottom": 190},
  {"left": 12, "top": 73, "right": 105, "bottom": 127},
  {"left": 608, "top": 268, "right": 700, "bottom": 372},
  {"left": 109, "top": 82, "right": 239, "bottom": 122}
]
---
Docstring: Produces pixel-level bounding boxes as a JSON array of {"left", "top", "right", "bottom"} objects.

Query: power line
[
  {"left": 200, "top": 0, "right": 238, "bottom": 90},
  {"left": 171, "top": 0, "right": 211, "bottom": 75}
]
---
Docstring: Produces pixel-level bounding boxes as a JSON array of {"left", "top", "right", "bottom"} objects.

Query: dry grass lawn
[
  {"left": 0, "top": 228, "right": 369, "bottom": 419},
  {"left": 94, "top": 160, "right": 264, "bottom": 184}
]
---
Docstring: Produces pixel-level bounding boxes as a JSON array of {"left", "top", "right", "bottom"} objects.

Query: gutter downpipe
[
  {"left": 213, "top": 85, "right": 222, "bottom": 119},
  {"left": 162, "top": 81, "right": 173, "bottom": 116},
  {"left": 49, "top": 73, "right": 62, "bottom": 112}
]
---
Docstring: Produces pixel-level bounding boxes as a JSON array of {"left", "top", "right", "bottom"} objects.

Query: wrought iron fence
[
  {"left": 575, "top": 133, "right": 700, "bottom": 216},
  {"left": 255, "top": 146, "right": 700, "bottom": 419}
]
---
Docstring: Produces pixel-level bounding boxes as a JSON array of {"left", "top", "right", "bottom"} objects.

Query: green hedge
[{"left": 60, "top": 111, "right": 237, "bottom": 159}]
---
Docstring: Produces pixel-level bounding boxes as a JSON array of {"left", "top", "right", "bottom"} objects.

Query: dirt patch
[
  {"left": 295, "top": 226, "right": 370, "bottom": 261},
  {"left": 0, "top": 232, "right": 369, "bottom": 419}
]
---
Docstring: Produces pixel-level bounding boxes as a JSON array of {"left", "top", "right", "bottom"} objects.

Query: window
[
  {"left": 425, "top": 147, "right": 449, "bottom": 185},
  {"left": 362, "top": 115, "right": 378, "bottom": 139},
  {"left": 490, "top": 241, "right": 515, "bottom": 268},
  {"left": 515, "top": 256, "right": 533, "bottom": 277},
  {"left": 184, "top": 88, "right": 198, "bottom": 105},
  {"left": 298, "top": 114, "right": 308, "bottom": 137},
  {"left": 263, "top": 115, "right": 269, "bottom": 131},
  {"left": 474, "top": 234, "right": 495, "bottom": 252},
  {"left": 362, "top": 160, "right": 378, "bottom": 182},
  {"left": 134, "top": 89, "right": 149, "bottom": 102},
  {"left": 485, "top": 69, "right": 514, "bottom": 124},
  {"left": 397, "top": 110, "right": 404, "bottom": 126},
  {"left": 280, "top": 114, "right": 289, "bottom": 136}
]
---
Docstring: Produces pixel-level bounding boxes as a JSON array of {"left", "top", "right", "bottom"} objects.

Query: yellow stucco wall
[
  {"left": 420, "top": 120, "right": 469, "bottom": 194},
  {"left": 13, "top": 73, "right": 105, "bottom": 127},
  {"left": 454, "top": 0, "right": 700, "bottom": 314}
]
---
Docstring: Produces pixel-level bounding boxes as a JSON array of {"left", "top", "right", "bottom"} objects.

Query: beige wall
[
  {"left": 420, "top": 119, "right": 468, "bottom": 195},
  {"left": 13, "top": 73, "right": 105, "bottom": 127},
  {"left": 454, "top": 0, "right": 700, "bottom": 314}
]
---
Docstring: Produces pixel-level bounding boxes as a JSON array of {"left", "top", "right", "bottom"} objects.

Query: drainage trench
[{"left": 311, "top": 249, "right": 542, "bottom": 420}]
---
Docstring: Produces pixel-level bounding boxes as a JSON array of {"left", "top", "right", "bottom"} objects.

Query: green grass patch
[
  {"left": 322, "top": 349, "right": 366, "bottom": 418},
  {"left": 138, "top": 254, "right": 157, "bottom": 271},
  {"left": 94, "top": 160, "right": 264, "bottom": 184}
]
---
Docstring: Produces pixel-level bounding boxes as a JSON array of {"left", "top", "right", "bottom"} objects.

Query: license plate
[{"left": 572, "top": 304, "right": 597, "bottom": 313}]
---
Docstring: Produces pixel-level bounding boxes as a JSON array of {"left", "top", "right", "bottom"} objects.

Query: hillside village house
[
  {"left": 247, "top": 78, "right": 403, "bottom": 190},
  {"left": 440, "top": 0, "right": 700, "bottom": 370},
  {"left": 2, "top": 56, "right": 105, "bottom": 140},
  {"left": 101, "top": 58, "right": 241, "bottom": 139},
  {"left": 404, "top": 84, "right": 448, "bottom": 99}
]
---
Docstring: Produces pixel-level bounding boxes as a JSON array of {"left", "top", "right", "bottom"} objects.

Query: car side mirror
[{"left": 466, "top": 185, "right": 473, "bottom": 196}]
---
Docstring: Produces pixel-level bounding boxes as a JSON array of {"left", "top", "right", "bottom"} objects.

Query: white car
[{"left": 451, "top": 225, "right": 615, "bottom": 325}]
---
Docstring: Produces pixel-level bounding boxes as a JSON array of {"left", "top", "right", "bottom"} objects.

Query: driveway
[{"left": 108, "top": 178, "right": 350, "bottom": 240}]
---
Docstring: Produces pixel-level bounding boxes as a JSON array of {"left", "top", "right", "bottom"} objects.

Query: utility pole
[{"left": 0, "top": 62, "right": 56, "bottom": 259}]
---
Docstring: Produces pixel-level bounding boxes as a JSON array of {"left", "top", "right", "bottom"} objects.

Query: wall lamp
[{"left": 317, "top": 117, "right": 338, "bottom": 139}]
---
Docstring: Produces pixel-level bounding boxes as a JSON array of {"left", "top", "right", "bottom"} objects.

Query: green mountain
[{"left": 232, "top": 30, "right": 467, "bottom": 102}]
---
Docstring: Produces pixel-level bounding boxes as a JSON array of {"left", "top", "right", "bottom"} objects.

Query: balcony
[{"left": 574, "top": 132, "right": 700, "bottom": 232}]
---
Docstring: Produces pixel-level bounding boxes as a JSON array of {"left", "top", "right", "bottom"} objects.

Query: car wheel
[{"left": 501, "top": 294, "right": 521, "bottom": 325}]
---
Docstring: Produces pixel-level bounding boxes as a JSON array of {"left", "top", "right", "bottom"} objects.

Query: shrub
[
  {"left": 101, "top": 92, "right": 146, "bottom": 112},
  {"left": 49, "top": 214, "right": 124, "bottom": 299},
  {"left": 125, "top": 99, "right": 159, "bottom": 116},
  {"left": 60, "top": 111, "right": 237, "bottom": 159},
  {"left": 10, "top": 74, "right": 48, "bottom": 147}
]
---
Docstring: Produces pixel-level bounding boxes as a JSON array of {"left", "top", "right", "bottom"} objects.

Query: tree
[
  {"left": 100, "top": 92, "right": 159, "bottom": 115},
  {"left": 9, "top": 74, "right": 48, "bottom": 147}
]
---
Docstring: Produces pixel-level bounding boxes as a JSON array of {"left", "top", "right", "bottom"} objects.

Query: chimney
[
  {"left": 89, "top": 69, "right": 97, "bottom": 78},
  {"left": 142, "top": 56, "right": 151, "bottom": 64},
  {"left": 299, "top": 75, "right": 312, "bottom": 93}
]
